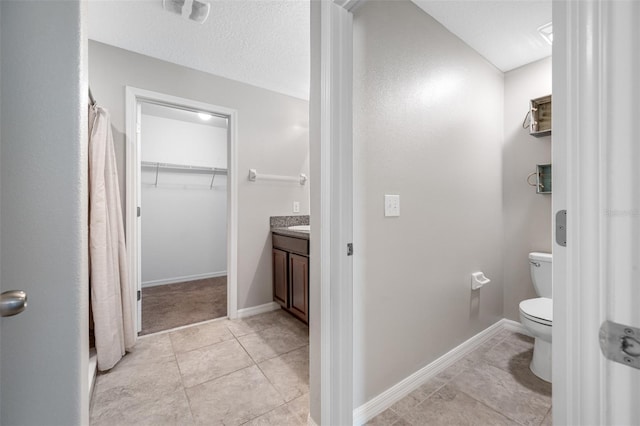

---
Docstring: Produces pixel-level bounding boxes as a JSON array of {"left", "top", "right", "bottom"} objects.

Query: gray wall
[
  {"left": 89, "top": 41, "right": 310, "bottom": 309},
  {"left": 503, "top": 57, "right": 552, "bottom": 320},
  {"left": 353, "top": 0, "right": 505, "bottom": 406},
  {"left": 1, "top": 1, "right": 88, "bottom": 424}
]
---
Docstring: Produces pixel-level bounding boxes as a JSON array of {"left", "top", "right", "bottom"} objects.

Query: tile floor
[
  {"left": 141, "top": 277, "right": 227, "bottom": 335},
  {"left": 366, "top": 330, "right": 552, "bottom": 426},
  {"left": 90, "top": 309, "right": 309, "bottom": 426}
]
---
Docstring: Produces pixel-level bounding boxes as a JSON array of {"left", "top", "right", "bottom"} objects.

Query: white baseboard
[
  {"left": 237, "top": 302, "right": 280, "bottom": 319},
  {"left": 353, "top": 319, "right": 525, "bottom": 425},
  {"left": 142, "top": 271, "right": 227, "bottom": 288}
]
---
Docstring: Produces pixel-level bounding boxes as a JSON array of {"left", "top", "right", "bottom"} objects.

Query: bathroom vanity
[{"left": 270, "top": 217, "right": 310, "bottom": 324}]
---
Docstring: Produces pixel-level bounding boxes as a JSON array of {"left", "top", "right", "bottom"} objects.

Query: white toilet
[{"left": 519, "top": 252, "right": 553, "bottom": 382}]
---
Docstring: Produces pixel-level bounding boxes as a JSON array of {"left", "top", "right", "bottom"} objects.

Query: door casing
[{"left": 125, "top": 87, "right": 239, "bottom": 330}]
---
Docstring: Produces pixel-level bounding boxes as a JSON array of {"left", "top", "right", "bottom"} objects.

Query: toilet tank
[{"left": 529, "top": 252, "right": 552, "bottom": 298}]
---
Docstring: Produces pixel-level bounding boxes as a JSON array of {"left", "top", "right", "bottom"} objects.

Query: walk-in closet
[{"left": 139, "top": 102, "right": 228, "bottom": 335}]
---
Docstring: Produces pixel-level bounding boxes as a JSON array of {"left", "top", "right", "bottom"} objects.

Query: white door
[
  {"left": 553, "top": 0, "right": 640, "bottom": 424},
  {"left": 0, "top": 0, "right": 88, "bottom": 424}
]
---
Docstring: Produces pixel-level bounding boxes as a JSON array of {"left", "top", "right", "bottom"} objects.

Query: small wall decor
[
  {"left": 527, "top": 164, "right": 552, "bottom": 194},
  {"left": 527, "top": 95, "right": 552, "bottom": 137}
]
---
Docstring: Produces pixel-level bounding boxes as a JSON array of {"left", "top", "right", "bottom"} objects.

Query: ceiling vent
[{"left": 163, "top": 0, "right": 211, "bottom": 24}]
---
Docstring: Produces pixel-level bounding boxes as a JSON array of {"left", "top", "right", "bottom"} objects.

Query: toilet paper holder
[{"left": 471, "top": 272, "right": 491, "bottom": 290}]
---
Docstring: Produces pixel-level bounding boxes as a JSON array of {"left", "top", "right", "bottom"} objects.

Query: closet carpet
[{"left": 141, "top": 277, "right": 227, "bottom": 335}]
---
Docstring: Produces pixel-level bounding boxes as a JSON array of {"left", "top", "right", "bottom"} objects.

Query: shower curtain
[{"left": 89, "top": 104, "right": 136, "bottom": 371}]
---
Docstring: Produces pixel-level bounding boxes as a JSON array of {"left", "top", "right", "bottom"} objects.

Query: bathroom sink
[{"left": 287, "top": 225, "right": 310, "bottom": 232}]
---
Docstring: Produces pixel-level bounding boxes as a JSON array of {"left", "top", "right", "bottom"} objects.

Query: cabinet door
[
  {"left": 289, "top": 253, "right": 309, "bottom": 323},
  {"left": 272, "top": 249, "right": 288, "bottom": 307}
]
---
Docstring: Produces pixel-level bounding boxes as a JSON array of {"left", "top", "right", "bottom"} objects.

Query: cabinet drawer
[{"left": 272, "top": 234, "right": 309, "bottom": 256}]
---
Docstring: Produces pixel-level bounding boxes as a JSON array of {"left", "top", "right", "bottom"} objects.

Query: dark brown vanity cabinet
[
  {"left": 289, "top": 253, "right": 309, "bottom": 322},
  {"left": 272, "top": 233, "right": 309, "bottom": 324},
  {"left": 272, "top": 248, "right": 289, "bottom": 307}
]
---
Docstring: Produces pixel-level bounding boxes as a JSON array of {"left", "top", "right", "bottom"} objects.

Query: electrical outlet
[
  {"left": 293, "top": 201, "right": 300, "bottom": 213},
  {"left": 384, "top": 194, "right": 400, "bottom": 217}
]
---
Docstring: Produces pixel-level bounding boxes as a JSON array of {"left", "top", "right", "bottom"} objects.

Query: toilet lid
[{"left": 519, "top": 297, "right": 552, "bottom": 325}]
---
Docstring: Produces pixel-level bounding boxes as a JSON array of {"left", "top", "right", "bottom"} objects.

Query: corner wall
[
  {"left": 502, "top": 57, "right": 552, "bottom": 320},
  {"left": 353, "top": 0, "right": 504, "bottom": 406},
  {"left": 88, "top": 40, "right": 310, "bottom": 309}
]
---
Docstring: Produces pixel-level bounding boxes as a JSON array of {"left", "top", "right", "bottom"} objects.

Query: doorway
[
  {"left": 138, "top": 102, "right": 228, "bottom": 334},
  {"left": 125, "top": 88, "right": 239, "bottom": 334}
]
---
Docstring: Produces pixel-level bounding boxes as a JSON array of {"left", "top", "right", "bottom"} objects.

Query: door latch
[
  {"left": 347, "top": 243, "right": 353, "bottom": 256},
  {"left": 556, "top": 210, "right": 567, "bottom": 247},
  {"left": 599, "top": 320, "right": 640, "bottom": 369}
]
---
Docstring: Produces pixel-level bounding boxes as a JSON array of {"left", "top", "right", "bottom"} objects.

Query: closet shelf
[{"left": 141, "top": 161, "right": 227, "bottom": 189}]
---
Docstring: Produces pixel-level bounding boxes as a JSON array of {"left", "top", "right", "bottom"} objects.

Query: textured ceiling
[
  {"left": 88, "top": 0, "right": 310, "bottom": 100},
  {"left": 411, "top": 0, "right": 552, "bottom": 72},
  {"left": 89, "top": 0, "right": 550, "bottom": 102}
]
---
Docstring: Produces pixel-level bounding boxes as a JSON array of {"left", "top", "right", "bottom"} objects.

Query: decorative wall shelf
[
  {"left": 527, "top": 163, "right": 552, "bottom": 194},
  {"left": 529, "top": 95, "right": 552, "bottom": 137}
]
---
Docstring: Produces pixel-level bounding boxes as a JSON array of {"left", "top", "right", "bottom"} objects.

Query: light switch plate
[
  {"left": 293, "top": 201, "right": 300, "bottom": 213},
  {"left": 384, "top": 194, "right": 400, "bottom": 217}
]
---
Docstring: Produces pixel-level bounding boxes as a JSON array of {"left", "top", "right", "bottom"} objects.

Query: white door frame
[
  {"left": 553, "top": 0, "right": 640, "bottom": 424},
  {"left": 125, "top": 87, "right": 239, "bottom": 329},
  {"left": 313, "top": 1, "right": 361, "bottom": 424}
]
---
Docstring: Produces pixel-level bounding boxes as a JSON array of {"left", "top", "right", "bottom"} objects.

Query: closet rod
[
  {"left": 142, "top": 161, "right": 227, "bottom": 189},
  {"left": 141, "top": 161, "right": 227, "bottom": 174}
]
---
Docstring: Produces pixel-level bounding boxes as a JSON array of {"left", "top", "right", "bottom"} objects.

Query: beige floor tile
[
  {"left": 169, "top": 320, "right": 234, "bottom": 353},
  {"left": 462, "top": 333, "right": 512, "bottom": 367},
  {"left": 91, "top": 361, "right": 193, "bottom": 426},
  {"left": 243, "top": 405, "right": 304, "bottom": 426},
  {"left": 91, "top": 389, "right": 194, "bottom": 426},
  {"left": 389, "top": 376, "right": 447, "bottom": 415},
  {"left": 177, "top": 339, "right": 254, "bottom": 387},
  {"left": 238, "top": 323, "right": 308, "bottom": 363},
  {"left": 501, "top": 330, "right": 535, "bottom": 346},
  {"left": 285, "top": 393, "right": 309, "bottom": 424},
  {"left": 540, "top": 407, "right": 552, "bottom": 426},
  {"left": 450, "top": 363, "right": 551, "bottom": 426},
  {"left": 483, "top": 337, "right": 534, "bottom": 373},
  {"left": 115, "top": 334, "right": 176, "bottom": 370},
  {"left": 434, "top": 357, "right": 475, "bottom": 382},
  {"left": 186, "top": 365, "right": 284, "bottom": 426},
  {"left": 227, "top": 309, "right": 293, "bottom": 337},
  {"left": 403, "top": 384, "right": 518, "bottom": 426},
  {"left": 508, "top": 356, "right": 552, "bottom": 399},
  {"left": 259, "top": 345, "right": 309, "bottom": 402},
  {"left": 365, "top": 409, "right": 401, "bottom": 426},
  {"left": 94, "top": 354, "right": 182, "bottom": 394},
  {"left": 391, "top": 419, "right": 413, "bottom": 426}
]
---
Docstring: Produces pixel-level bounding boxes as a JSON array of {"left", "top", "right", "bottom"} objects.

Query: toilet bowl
[
  {"left": 520, "top": 297, "right": 552, "bottom": 382},
  {"left": 519, "top": 252, "right": 553, "bottom": 382}
]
